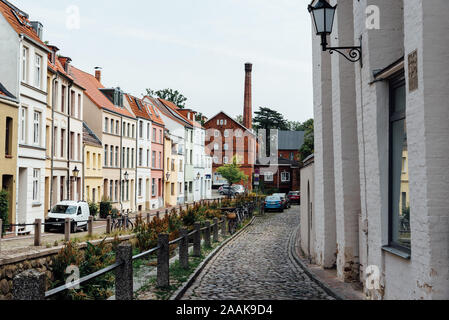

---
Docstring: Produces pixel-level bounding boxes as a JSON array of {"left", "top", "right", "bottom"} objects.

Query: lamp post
[
  {"left": 308, "top": 0, "right": 362, "bottom": 65},
  {"left": 196, "top": 172, "right": 201, "bottom": 180},
  {"left": 70, "top": 166, "right": 80, "bottom": 201}
]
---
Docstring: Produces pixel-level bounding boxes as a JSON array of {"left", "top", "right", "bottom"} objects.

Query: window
[
  {"left": 224, "top": 144, "right": 229, "bottom": 151},
  {"left": 152, "top": 151, "right": 156, "bottom": 168},
  {"left": 213, "top": 156, "right": 218, "bottom": 164},
  {"left": 132, "top": 124, "right": 135, "bottom": 138},
  {"left": 224, "top": 130, "right": 229, "bottom": 138},
  {"left": 147, "top": 123, "right": 150, "bottom": 140},
  {"left": 127, "top": 123, "right": 130, "bottom": 137},
  {"left": 115, "top": 147, "right": 119, "bottom": 167},
  {"left": 61, "top": 129, "right": 65, "bottom": 157},
  {"left": 110, "top": 119, "right": 114, "bottom": 134},
  {"left": 139, "top": 148, "right": 143, "bottom": 166},
  {"left": 5, "top": 117, "right": 13, "bottom": 156},
  {"left": 78, "top": 94, "right": 82, "bottom": 119},
  {"left": 32, "top": 169, "right": 40, "bottom": 201},
  {"left": 33, "top": 111, "right": 40, "bottom": 145},
  {"left": 223, "top": 156, "right": 229, "bottom": 164},
  {"left": 264, "top": 172, "right": 273, "bottom": 182},
  {"left": 220, "top": 120, "right": 224, "bottom": 125},
  {"left": 153, "top": 128, "right": 156, "bottom": 142},
  {"left": 281, "top": 172, "right": 290, "bottom": 182},
  {"left": 139, "top": 121, "right": 143, "bottom": 138},
  {"left": 70, "top": 91, "right": 75, "bottom": 116},
  {"left": 152, "top": 178, "right": 156, "bottom": 197},
  {"left": 105, "top": 117, "right": 109, "bottom": 132},
  {"left": 235, "top": 130, "right": 242, "bottom": 137},
  {"left": 214, "top": 143, "right": 219, "bottom": 150},
  {"left": 86, "top": 151, "right": 91, "bottom": 169},
  {"left": 217, "top": 119, "right": 219, "bottom": 125},
  {"left": 389, "top": 76, "right": 410, "bottom": 251},
  {"left": 171, "top": 183, "right": 175, "bottom": 196},
  {"left": 138, "top": 179, "right": 142, "bottom": 197},
  {"left": 61, "top": 85, "right": 66, "bottom": 113},
  {"left": 110, "top": 146, "right": 113, "bottom": 167},
  {"left": 34, "top": 54, "right": 42, "bottom": 88},
  {"left": 159, "top": 151, "right": 162, "bottom": 168},
  {"left": 147, "top": 149, "right": 150, "bottom": 167},
  {"left": 92, "top": 153, "right": 96, "bottom": 169},
  {"left": 126, "top": 148, "right": 130, "bottom": 168},
  {"left": 159, "top": 129, "right": 162, "bottom": 143},
  {"left": 104, "top": 145, "right": 108, "bottom": 166},
  {"left": 126, "top": 180, "right": 129, "bottom": 201},
  {"left": 171, "top": 159, "right": 175, "bottom": 171},
  {"left": 22, "top": 46, "right": 29, "bottom": 82},
  {"left": 109, "top": 181, "right": 113, "bottom": 202},
  {"left": 179, "top": 159, "right": 183, "bottom": 172},
  {"left": 116, "top": 120, "right": 120, "bottom": 134},
  {"left": 131, "top": 148, "right": 134, "bottom": 168},
  {"left": 20, "top": 107, "right": 27, "bottom": 143},
  {"left": 214, "top": 130, "right": 220, "bottom": 137}
]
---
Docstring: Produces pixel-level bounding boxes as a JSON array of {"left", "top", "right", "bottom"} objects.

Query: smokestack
[{"left": 243, "top": 62, "right": 252, "bottom": 129}]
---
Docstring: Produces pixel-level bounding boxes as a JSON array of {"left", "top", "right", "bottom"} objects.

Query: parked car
[
  {"left": 232, "top": 185, "right": 246, "bottom": 195},
  {"left": 45, "top": 201, "right": 90, "bottom": 233},
  {"left": 218, "top": 185, "right": 229, "bottom": 194},
  {"left": 264, "top": 195, "right": 284, "bottom": 212},
  {"left": 288, "top": 191, "right": 301, "bottom": 204},
  {"left": 219, "top": 185, "right": 235, "bottom": 196},
  {"left": 273, "top": 193, "right": 291, "bottom": 209}
]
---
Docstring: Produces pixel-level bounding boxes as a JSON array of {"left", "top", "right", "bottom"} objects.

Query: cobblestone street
[{"left": 181, "top": 207, "right": 334, "bottom": 300}]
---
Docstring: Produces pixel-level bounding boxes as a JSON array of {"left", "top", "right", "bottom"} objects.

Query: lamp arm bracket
[{"left": 326, "top": 46, "right": 362, "bottom": 64}]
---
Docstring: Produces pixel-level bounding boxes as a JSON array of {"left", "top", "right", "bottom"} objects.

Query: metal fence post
[
  {"left": 115, "top": 242, "right": 133, "bottom": 300},
  {"left": 157, "top": 233, "right": 170, "bottom": 288},
  {"left": 146, "top": 212, "right": 151, "bottom": 223},
  {"left": 193, "top": 222, "right": 201, "bottom": 257},
  {"left": 213, "top": 218, "right": 219, "bottom": 242},
  {"left": 156, "top": 211, "right": 160, "bottom": 220},
  {"left": 106, "top": 216, "right": 112, "bottom": 234},
  {"left": 34, "top": 219, "right": 41, "bottom": 246},
  {"left": 64, "top": 218, "right": 71, "bottom": 242},
  {"left": 179, "top": 228, "right": 189, "bottom": 270},
  {"left": 204, "top": 221, "right": 211, "bottom": 248},
  {"left": 13, "top": 270, "right": 46, "bottom": 300},
  {"left": 88, "top": 216, "right": 93, "bottom": 237}
]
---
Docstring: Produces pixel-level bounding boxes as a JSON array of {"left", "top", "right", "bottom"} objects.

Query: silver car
[{"left": 232, "top": 185, "right": 246, "bottom": 195}]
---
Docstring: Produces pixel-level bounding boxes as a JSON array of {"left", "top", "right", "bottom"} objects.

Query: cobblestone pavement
[{"left": 182, "top": 207, "right": 334, "bottom": 300}]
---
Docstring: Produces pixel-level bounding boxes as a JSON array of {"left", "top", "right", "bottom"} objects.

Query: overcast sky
[{"left": 15, "top": 0, "right": 313, "bottom": 123}]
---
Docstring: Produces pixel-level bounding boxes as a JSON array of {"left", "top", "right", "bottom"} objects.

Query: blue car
[{"left": 264, "top": 196, "right": 284, "bottom": 212}]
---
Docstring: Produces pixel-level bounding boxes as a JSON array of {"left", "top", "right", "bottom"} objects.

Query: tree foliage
[
  {"left": 253, "top": 107, "right": 289, "bottom": 131},
  {"left": 216, "top": 156, "right": 248, "bottom": 186},
  {"left": 145, "top": 88, "right": 187, "bottom": 109},
  {"left": 0, "top": 190, "right": 8, "bottom": 235},
  {"left": 235, "top": 115, "right": 244, "bottom": 126},
  {"left": 299, "top": 119, "right": 314, "bottom": 160}
]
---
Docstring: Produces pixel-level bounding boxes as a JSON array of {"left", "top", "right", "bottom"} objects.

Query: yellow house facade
[
  {"left": 0, "top": 83, "right": 19, "bottom": 230},
  {"left": 83, "top": 122, "right": 103, "bottom": 204}
]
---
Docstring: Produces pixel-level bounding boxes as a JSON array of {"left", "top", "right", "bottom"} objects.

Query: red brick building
[{"left": 204, "top": 63, "right": 256, "bottom": 190}]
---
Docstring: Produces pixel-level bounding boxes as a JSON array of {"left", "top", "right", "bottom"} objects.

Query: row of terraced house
[{"left": 0, "top": 0, "right": 213, "bottom": 235}]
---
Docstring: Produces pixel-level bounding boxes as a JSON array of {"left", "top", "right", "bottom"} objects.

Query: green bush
[
  {"left": 0, "top": 190, "right": 9, "bottom": 236},
  {"left": 99, "top": 200, "right": 112, "bottom": 219},
  {"left": 88, "top": 202, "right": 99, "bottom": 218}
]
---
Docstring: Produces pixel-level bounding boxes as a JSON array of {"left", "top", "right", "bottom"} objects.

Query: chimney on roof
[
  {"left": 95, "top": 67, "right": 102, "bottom": 83},
  {"left": 243, "top": 63, "right": 253, "bottom": 130},
  {"left": 59, "top": 57, "right": 72, "bottom": 73},
  {"left": 47, "top": 45, "right": 59, "bottom": 64}
]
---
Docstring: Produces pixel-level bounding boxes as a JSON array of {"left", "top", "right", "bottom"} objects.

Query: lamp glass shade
[
  {"left": 72, "top": 167, "right": 79, "bottom": 177},
  {"left": 124, "top": 172, "right": 129, "bottom": 181},
  {"left": 309, "top": 0, "right": 336, "bottom": 35}
]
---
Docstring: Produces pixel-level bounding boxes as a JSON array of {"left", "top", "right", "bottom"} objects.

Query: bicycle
[{"left": 111, "top": 211, "right": 134, "bottom": 231}]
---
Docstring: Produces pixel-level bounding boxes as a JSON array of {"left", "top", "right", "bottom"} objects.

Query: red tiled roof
[
  {"left": 70, "top": 66, "right": 134, "bottom": 118},
  {"left": 158, "top": 99, "right": 203, "bottom": 128},
  {"left": 0, "top": 1, "right": 47, "bottom": 48},
  {"left": 125, "top": 93, "right": 151, "bottom": 120},
  {"left": 141, "top": 96, "right": 165, "bottom": 126}
]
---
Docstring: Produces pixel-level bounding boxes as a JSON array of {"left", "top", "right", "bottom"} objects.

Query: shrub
[
  {"left": 0, "top": 190, "right": 9, "bottom": 236},
  {"left": 88, "top": 202, "right": 99, "bottom": 218},
  {"left": 99, "top": 200, "right": 112, "bottom": 219}
]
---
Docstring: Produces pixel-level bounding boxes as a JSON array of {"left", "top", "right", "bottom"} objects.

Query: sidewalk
[{"left": 294, "top": 238, "right": 365, "bottom": 300}]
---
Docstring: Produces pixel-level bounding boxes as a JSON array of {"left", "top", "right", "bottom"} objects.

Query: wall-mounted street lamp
[
  {"left": 196, "top": 172, "right": 201, "bottom": 180},
  {"left": 166, "top": 172, "right": 171, "bottom": 181},
  {"left": 308, "top": 0, "right": 362, "bottom": 66},
  {"left": 124, "top": 171, "right": 129, "bottom": 181},
  {"left": 72, "top": 166, "right": 80, "bottom": 178}
]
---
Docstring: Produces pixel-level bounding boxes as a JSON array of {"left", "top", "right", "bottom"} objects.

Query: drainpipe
[
  {"left": 82, "top": 138, "right": 85, "bottom": 202},
  {"left": 50, "top": 73, "right": 59, "bottom": 210},
  {"left": 119, "top": 116, "right": 123, "bottom": 213},
  {"left": 135, "top": 119, "right": 138, "bottom": 213},
  {"left": 66, "top": 81, "right": 73, "bottom": 200}
]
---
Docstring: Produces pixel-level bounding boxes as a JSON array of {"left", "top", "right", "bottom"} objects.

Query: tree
[
  {"left": 299, "top": 119, "right": 314, "bottom": 160},
  {"left": 195, "top": 112, "right": 205, "bottom": 126},
  {"left": 288, "top": 119, "right": 314, "bottom": 132},
  {"left": 235, "top": 115, "right": 244, "bottom": 126},
  {"left": 216, "top": 156, "right": 248, "bottom": 187},
  {"left": 253, "top": 107, "right": 289, "bottom": 131},
  {"left": 144, "top": 88, "right": 187, "bottom": 109},
  {"left": 0, "top": 190, "right": 9, "bottom": 236}
]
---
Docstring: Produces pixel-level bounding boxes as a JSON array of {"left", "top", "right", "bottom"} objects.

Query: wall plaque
[{"left": 408, "top": 50, "right": 418, "bottom": 92}]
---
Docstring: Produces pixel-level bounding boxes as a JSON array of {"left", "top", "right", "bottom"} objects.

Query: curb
[
  {"left": 287, "top": 225, "right": 345, "bottom": 300},
  {"left": 170, "top": 216, "right": 257, "bottom": 300}
]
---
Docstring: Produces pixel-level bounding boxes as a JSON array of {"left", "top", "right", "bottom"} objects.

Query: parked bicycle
[{"left": 111, "top": 210, "right": 134, "bottom": 231}]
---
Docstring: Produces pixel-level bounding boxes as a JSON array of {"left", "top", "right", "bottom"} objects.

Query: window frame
[{"left": 388, "top": 71, "right": 410, "bottom": 254}]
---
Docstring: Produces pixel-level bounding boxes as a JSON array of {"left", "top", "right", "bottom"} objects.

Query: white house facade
[{"left": 307, "top": 0, "right": 449, "bottom": 300}]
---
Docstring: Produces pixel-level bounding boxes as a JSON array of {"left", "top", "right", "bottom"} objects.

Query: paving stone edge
[
  {"left": 169, "top": 216, "right": 257, "bottom": 300},
  {"left": 287, "top": 225, "right": 344, "bottom": 300}
]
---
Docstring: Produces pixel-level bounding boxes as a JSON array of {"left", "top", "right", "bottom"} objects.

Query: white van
[{"left": 45, "top": 201, "right": 90, "bottom": 233}]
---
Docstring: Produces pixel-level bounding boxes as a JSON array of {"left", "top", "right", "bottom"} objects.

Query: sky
[{"left": 14, "top": 0, "right": 314, "bottom": 123}]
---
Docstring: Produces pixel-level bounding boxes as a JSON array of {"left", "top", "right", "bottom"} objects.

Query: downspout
[
  {"left": 50, "top": 73, "right": 58, "bottom": 209},
  {"left": 67, "top": 80, "right": 73, "bottom": 200},
  {"left": 82, "top": 137, "right": 85, "bottom": 202},
  {"left": 119, "top": 116, "right": 123, "bottom": 213},
  {"left": 135, "top": 119, "right": 138, "bottom": 213}
]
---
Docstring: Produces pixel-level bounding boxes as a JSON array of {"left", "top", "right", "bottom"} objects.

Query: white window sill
[
  {"left": 382, "top": 246, "right": 411, "bottom": 260},
  {"left": 32, "top": 202, "right": 42, "bottom": 207}
]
